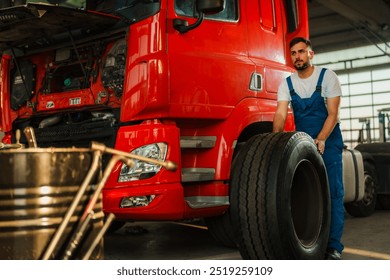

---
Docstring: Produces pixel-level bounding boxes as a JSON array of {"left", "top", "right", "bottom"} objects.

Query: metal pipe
[
  {"left": 81, "top": 155, "right": 133, "bottom": 221},
  {"left": 0, "top": 143, "right": 24, "bottom": 149},
  {"left": 62, "top": 212, "right": 93, "bottom": 260},
  {"left": 61, "top": 155, "right": 132, "bottom": 259},
  {"left": 38, "top": 115, "right": 62, "bottom": 128},
  {"left": 0, "top": 129, "right": 24, "bottom": 149},
  {"left": 82, "top": 213, "right": 116, "bottom": 260},
  {"left": 23, "top": 126, "right": 38, "bottom": 148}
]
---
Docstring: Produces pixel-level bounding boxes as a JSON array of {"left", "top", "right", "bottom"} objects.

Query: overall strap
[
  {"left": 315, "top": 68, "right": 327, "bottom": 94},
  {"left": 286, "top": 76, "right": 296, "bottom": 97}
]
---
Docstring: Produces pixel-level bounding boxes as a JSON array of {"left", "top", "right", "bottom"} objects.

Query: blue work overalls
[{"left": 287, "top": 68, "right": 344, "bottom": 253}]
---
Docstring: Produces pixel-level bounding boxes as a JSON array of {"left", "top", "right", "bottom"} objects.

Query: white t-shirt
[{"left": 277, "top": 66, "right": 342, "bottom": 102}]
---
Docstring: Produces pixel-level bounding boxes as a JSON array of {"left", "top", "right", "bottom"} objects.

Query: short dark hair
[{"left": 289, "top": 37, "right": 312, "bottom": 50}]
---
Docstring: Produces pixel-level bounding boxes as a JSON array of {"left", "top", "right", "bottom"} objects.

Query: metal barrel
[{"left": 0, "top": 148, "right": 104, "bottom": 260}]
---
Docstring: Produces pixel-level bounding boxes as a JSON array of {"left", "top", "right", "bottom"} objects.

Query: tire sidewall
[{"left": 275, "top": 134, "right": 330, "bottom": 259}]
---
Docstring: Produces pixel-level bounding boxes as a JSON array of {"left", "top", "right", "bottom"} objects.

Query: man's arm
[
  {"left": 272, "top": 101, "right": 289, "bottom": 132},
  {"left": 315, "top": 96, "right": 340, "bottom": 153}
]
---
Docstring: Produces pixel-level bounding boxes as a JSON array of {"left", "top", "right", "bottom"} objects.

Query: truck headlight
[{"left": 118, "top": 143, "right": 167, "bottom": 182}]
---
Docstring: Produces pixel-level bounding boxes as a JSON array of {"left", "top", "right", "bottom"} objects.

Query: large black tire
[
  {"left": 204, "top": 213, "right": 237, "bottom": 248},
  {"left": 345, "top": 161, "right": 377, "bottom": 217},
  {"left": 354, "top": 143, "right": 390, "bottom": 210},
  {"left": 230, "top": 132, "right": 330, "bottom": 259},
  {"left": 377, "top": 194, "right": 390, "bottom": 210},
  {"left": 106, "top": 220, "right": 126, "bottom": 234}
]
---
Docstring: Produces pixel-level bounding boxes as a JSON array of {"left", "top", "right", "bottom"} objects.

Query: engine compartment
[
  {"left": 4, "top": 19, "right": 128, "bottom": 148},
  {"left": 9, "top": 33, "right": 128, "bottom": 148}
]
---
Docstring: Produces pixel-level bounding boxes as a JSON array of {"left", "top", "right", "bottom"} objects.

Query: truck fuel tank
[{"left": 343, "top": 148, "right": 365, "bottom": 203}]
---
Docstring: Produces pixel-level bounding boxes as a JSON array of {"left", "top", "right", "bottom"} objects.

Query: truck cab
[{"left": 1, "top": 1, "right": 337, "bottom": 260}]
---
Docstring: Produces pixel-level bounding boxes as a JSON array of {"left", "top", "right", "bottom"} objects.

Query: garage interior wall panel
[{"left": 315, "top": 45, "right": 390, "bottom": 148}]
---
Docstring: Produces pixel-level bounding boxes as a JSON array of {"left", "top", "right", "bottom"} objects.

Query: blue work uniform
[{"left": 287, "top": 68, "right": 344, "bottom": 254}]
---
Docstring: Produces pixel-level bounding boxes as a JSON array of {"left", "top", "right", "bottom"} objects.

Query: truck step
[
  {"left": 185, "top": 196, "right": 229, "bottom": 209},
  {"left": 181, "top": 168, "right": 215, "bottom": 182},
  {"left": 180, "top": 136, "right": 216, "bottom": 148}
]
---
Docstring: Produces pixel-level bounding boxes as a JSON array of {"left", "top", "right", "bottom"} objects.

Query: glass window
[
  {"left": 349, "top": 72, "right": 371, "bottom": 83},
  {"left": 373, "top": 80, "right": 390, "bottom": 93},
  {"left": 284, "top": 0, "right": 298, "bottom": 32},
  {"left": 175, "top": 0, "right": 238, "bottom": 21},
  {"left": 373, "top": 92, "right": 390, "bottom": 105},
  {"left": 373, "top": 68, "right": 390, "bottom": 80},
  {"left": 339, "top": 68, "right": 390, "bottom": 146},
  {"left": 349, "top": 82, "right": 372, "bottom": 95},
  {"left": 338, "top": 74, "right": 349, "bottom": 84},
  {"left": 349, "top": 94, "right": 372, "bottom": 107},
  {"left": 175, "top": 0, "right": 194, "bottom": 15}
]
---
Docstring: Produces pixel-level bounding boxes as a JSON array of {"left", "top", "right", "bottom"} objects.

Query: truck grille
[{"left": 24, "top": 119, "right": 118, "bottom": 149}]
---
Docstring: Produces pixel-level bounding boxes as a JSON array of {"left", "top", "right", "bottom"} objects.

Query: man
[{"left": 273, "top": 37, "right": 344, "bottom": 260}]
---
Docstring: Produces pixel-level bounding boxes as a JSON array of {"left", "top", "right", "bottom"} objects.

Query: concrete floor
[
  {"left": 342, "top": 211, "right": 390, "bottom": 260},
  {"left": 104, "top": 210, "right": 390, "bottom": 260}
]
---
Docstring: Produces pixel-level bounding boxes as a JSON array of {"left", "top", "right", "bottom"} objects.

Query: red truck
[{"left": 0, "top": 0, "right": 372, "bottom": 259}]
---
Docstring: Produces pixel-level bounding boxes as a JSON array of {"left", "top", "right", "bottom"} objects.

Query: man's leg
[{"left": 325, "top": 159, "right": 344, "bottom": 258}]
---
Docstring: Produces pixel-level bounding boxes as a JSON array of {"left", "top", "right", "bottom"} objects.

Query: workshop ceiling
[{"left": 308, "top": 0, "right": 390, "bottom": 53}]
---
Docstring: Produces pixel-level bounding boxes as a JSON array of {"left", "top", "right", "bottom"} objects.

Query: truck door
[
  {"left": 167, "top": 0, "right": 256, "bottom": 119},
  {"left": 246, "top": 0, "right": 309, "bottom": 99},
  {"left": 246, "top": 0, "right": 289, "bottom": 100},
  {"left": 0, "top": 54, "right": 12, "bottom": 135}
]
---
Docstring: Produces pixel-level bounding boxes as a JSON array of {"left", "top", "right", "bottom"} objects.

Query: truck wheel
[
  {"left": 205, "top": 213, "right": 237, "bottom": 248},
  {"left": 230, "top": 132, "right": 330, "bottom": 259},
  {"left": 106, "top": 220, "right": 126, "bottom": 234},
  {"left": 345, "top": 161, "right": 377, "bottom": 217},
  {"left": 377, "top": 195, "right": 390, "bottom": 210}
]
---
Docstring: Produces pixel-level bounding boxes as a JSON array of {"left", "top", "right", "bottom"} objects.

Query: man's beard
[{"left": 294, "top": 61, "right": 309, "bottom": 71}]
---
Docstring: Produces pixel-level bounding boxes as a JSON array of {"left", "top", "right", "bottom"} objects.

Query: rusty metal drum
[{"left": 0, "top": 147, "right": 104, "bottom": 260}]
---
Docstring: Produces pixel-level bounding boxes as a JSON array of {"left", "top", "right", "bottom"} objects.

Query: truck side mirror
[{"left": 173, "top": 0, "right": 224, "bottom": 34}]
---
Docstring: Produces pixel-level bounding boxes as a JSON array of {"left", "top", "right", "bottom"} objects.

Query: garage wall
[
  {"left": 314, "top": 43, "right": 390, "bottom": 148},
  {"left": 338, "top": 68, "right": 390, "bottom": 148}
]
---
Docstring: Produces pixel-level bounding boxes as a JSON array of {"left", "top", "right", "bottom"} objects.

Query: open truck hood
[
  {"left": 0, "top": 3, "right": 120, "bottom": 51},
  {"left": 0, "top": 3, "right": 123, "bottom": 134}
]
